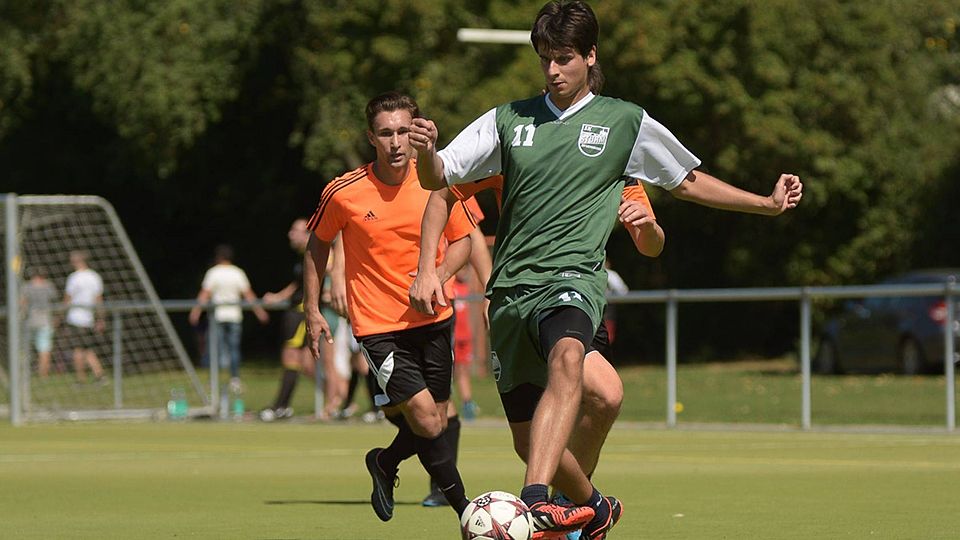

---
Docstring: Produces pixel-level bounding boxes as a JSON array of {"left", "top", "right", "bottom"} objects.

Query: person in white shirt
[
  {"left": 62, "top": 250, "right": 106, "bottom": 384},
  {"left": 189, "top": 244, "right": 268, "bottom": 388}
]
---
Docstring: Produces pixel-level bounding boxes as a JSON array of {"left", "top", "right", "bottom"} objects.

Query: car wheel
[
  {"left": 815, "top": 338, "right": 839, "bottom": 374},
  {"left": 898, "top": 338, "right": 924, "bottom": 375}
]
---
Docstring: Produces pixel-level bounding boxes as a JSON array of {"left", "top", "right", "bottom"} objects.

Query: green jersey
[{"left": 440, "top": 93, "right": 700, "bottom": 291}]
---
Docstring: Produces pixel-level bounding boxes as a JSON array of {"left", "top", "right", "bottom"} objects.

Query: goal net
[{"left": 1, "top": 195, "right": 207, "bottom": 422}]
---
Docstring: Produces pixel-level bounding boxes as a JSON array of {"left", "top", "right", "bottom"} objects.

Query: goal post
[{"left": 1, "top": 194, "right": 207, "bottom": 423}]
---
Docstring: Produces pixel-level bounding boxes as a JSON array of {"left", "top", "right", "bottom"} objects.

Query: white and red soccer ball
[{"left": 460, "top": 491, "right": 533, "bottom": 540}]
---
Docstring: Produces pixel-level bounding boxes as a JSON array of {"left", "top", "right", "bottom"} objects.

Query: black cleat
[
  {"left": 582, "top": 496, "right": 623, "bottom": 540},
  {"left": 364, "top": 448, "right": 398, "bottom": 521}
]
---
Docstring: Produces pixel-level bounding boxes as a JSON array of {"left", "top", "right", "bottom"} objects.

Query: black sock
[
  {"left": 585, "top": 487, "right": 608, "bottom": 526},
  {"left": 428, "top": 415, "right": 461, "bottom": 492},
  {"left": 273, "top": 369, "right": 298, "bottom": 409},
  {"left": 445, "top": 415, "right": 461, "bottom": 467},
  {"left": 415, "top": 433, "right": 469, "bottom": 515},
  {"left": 379, "top": 414, "right": 417, "bottom": 473},
  {"left": 585, "top": 487, "right": 603, "bottom": 509},
  {"left": 521, "top": 484, "right": 549, "bottom": 508}
]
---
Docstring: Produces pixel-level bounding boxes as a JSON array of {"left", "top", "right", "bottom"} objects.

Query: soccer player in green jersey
[{"left": 410, "top": 2, "right": 802, "bottom": 538}]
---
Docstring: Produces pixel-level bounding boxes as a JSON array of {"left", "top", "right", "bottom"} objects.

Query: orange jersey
[
  {"left": 308, "top": 162, "right": 477, "bottom": 337},
  {"left": 463, "top": 196, "right": 485, "bottom": 223},
  {"left": 451, "top": 175, "right": 656, "bottom": 219}
]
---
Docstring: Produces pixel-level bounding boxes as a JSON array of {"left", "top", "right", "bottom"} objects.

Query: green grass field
[
  {"left": 1, "top": 421, "right": 959, "bottom": 539},
  {"left": 235, "top": 360, "right": 956, "bottom": 427},
  {"left": 3, "top": 361, "right": 958, "bottom": 538}
]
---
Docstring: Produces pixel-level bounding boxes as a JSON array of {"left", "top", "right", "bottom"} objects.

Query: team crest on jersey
[{"left": 578, "top": 124, "right": 609, "bottom": 157}]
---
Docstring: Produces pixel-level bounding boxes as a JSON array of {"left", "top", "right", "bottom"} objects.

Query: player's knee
[
  {"left": 409, "top": 411, "right": 444, "bottom": 439},
  {"left": 584, "top": 386, "right": 621, "bottom": 424},
  {"left": 548, "top": 341, "right": 586, "bottom": 382}
]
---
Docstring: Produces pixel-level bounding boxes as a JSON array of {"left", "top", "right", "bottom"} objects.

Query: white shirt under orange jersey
[{"left": 308, "top": 162, "right": 477, "bottom": 337}]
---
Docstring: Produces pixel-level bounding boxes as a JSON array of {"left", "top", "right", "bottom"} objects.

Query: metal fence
[
  {"left": 5, "top": 284, "right": 957, "bottom": 428},
  {"left": 609, "top": 282, "right": 958, "bottom": 431}
]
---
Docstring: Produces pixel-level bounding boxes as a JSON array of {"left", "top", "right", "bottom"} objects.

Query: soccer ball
[{"left": 460, "top": 491, "right": 533, "bottom": 540}]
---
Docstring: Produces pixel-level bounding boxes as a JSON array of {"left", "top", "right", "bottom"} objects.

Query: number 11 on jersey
[{"left": 511, "top": 124, "right": 536, "bottom": 147}]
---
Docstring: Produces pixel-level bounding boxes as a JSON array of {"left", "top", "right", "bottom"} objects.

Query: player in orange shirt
[{"left": 303, "top": 92, "right": 476, "bottom": 528}]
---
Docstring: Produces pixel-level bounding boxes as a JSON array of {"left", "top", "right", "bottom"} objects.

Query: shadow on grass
[{"left": 264, "top": 500, "right": 421, "bottom": 506}]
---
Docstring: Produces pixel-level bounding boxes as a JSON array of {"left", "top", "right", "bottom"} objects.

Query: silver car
[{"left": 816, "top": 269, "right": 960, "bottom": 374}]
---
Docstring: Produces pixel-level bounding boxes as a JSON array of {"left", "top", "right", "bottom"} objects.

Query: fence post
[
  {"left": 5, "top": 194, "right": 22, "bottom": 426},
  {"left": 112, "top": 312, "right": 123, "bottom": 408},
  {"left": 800, "top": 289, "right": 812, "bottom": 430},
  {"left": 666, "top": 291, "right": 678, "bottom": 428},
  {"left": 945, "top": 282, "right": 956, "bottom": 432},
  {"left": 208, "top": 312, "right": 220, "bottom": 417}
]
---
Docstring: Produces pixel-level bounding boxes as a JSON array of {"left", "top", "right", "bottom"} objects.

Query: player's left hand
[
  {"left": 770, "top": 173, "right": 803, "bottom": 215},
  {"left": 618, "top": 196, "right": 657, "bottom": 230}
]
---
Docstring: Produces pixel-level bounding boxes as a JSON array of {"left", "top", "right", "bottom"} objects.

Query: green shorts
[{"left": 488, "top": 278, "right": 605, "bottom": 393}]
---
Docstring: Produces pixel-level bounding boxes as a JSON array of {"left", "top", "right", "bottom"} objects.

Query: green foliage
[
  {"left": 53, "top": 0, "right": 263, "bottom": 177},
  {"left": 0, "top": 0, "right": 958, "bottom": 358}
]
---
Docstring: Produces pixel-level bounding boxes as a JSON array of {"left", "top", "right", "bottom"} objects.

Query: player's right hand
[
  {"left": 410, "top": 118, "right": 438, "bottom": 154},
  {"left": 408, "top": 269, "right": 446, "bottom": 316},
  {"left": 305, "top": 310, "right": 333, "bottom": 360}
]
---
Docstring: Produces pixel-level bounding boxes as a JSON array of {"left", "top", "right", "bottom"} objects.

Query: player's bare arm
[
  {"left": 618, "top": 197, "right": 665, "bottom": 257},
  {"left": 409, "top": 189, "right": 458, "bottom": 315},
  {"left": 243, "top": 288, "right": 270, "bottom": 324},
  {"left": 303, "top": 235, "right": 333, "bottom": 360},
  {"left": 410, "top": 117, "right": 447, "bottom": 191},
  {"left": 262, "top": 281, "right": 296, "bottom": 305},
  {"left": 436, "top": 233, "right": 473, "bottom": 289},
  {"left": 329, "top": 233, "right": 348, "bottom": 317},
  {"left": 669, "top": 170, "right": 802, "bottom": 216},
  {"left": 467, "top": 227, "right": 493, "bottom": 286}
]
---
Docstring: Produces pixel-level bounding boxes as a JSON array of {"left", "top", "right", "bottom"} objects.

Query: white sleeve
[
  {"left": 93, "top": 273, "right": 103, "bottom": 297},
  {"left": 624, "top": 114, "right": 701, "bottom": 191},
  {"left": 437, "top": 108, "right": 501, "bottom": 186}
]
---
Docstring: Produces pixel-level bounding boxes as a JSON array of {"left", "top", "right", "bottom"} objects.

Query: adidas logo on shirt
[{"left": 363, "top": 210, "right": 378, "bottom": 222}]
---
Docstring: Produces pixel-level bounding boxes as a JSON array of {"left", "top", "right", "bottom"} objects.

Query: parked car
[{"left": 816, "top": 269, "right": 960, "bottom": 375}]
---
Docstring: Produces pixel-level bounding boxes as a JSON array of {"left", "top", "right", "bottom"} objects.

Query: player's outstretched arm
[
  {"left": 410, "top": 117, "right": 446, "bottom": 191},
  {"left": 303, "top": 235, "right": 333, "bottom": 360},
  {"left": 409, "top": 189, "right": 457, "bottom": 315},
  {"left": 669, "top": 170, "right": 802, "bottom": 216}
]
